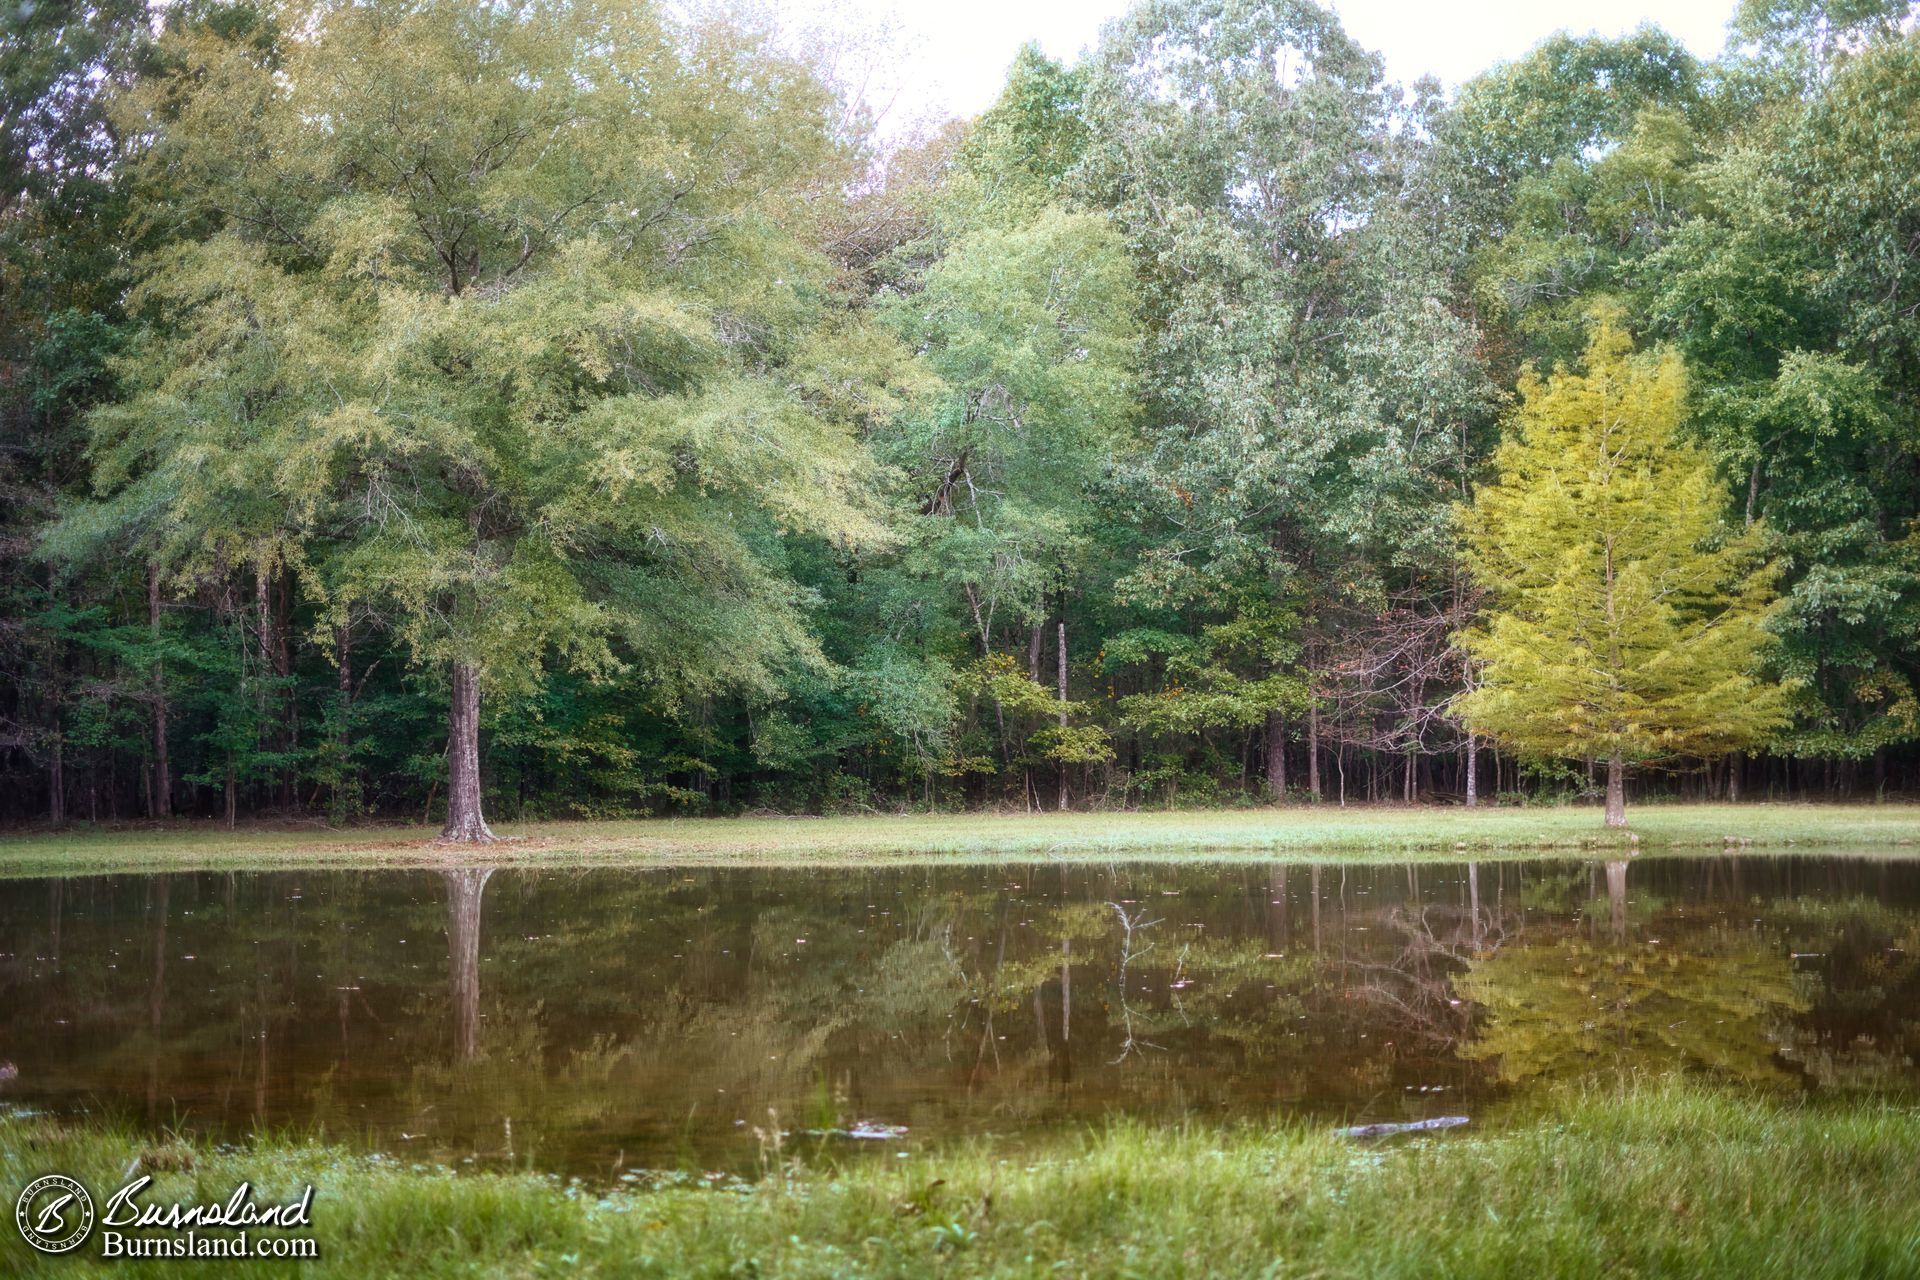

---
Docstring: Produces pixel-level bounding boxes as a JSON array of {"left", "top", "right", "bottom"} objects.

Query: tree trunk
[
  {"left": 1307, "top": 704, "right": 1321, "bottom": 800},
  {"left": 440, "top": 662, "right": 496, "bottom": 842},
  {"left": 1605, "top": 751, "right": 1627, "bottom": 828},
  {"left": 1266, "top": 711, "right": 1287, "bottom": 802},
  {"left": 276, "top": 569, "right": 296, "bottom": 809},
  {"left": 334, "top": 623, "right": 354, "bottom": 818},
  {"left": 49, "top": 734, "right": 65, "bottom": 825},
  {"left": 255, "top": 568, "right": 272, "bottom": 811},
  {"left": 148, "top": 564, "right": 171, "bottom": 819},
  {"left": 1057, "top": 621, "right": 1069, "bottom": 811},
  {"left": 1726, "top": 751, "right": 1742, "bottom": 802},
  {"left": 1464, "top": 732, "right": 1479, "bottom": 808}
]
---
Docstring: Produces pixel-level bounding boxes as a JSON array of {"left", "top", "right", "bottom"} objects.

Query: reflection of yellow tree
[{"left": 1458, "top": 925, "right": 1807, "bottom": 1088}]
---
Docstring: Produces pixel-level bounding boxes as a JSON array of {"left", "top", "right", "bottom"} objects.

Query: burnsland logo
[
  {"left": 15, "top": 1175, "right": 94, "bottom": 1254},
  {"left": 15, "top": 1173, "right": 319, "bottom": 1260}
]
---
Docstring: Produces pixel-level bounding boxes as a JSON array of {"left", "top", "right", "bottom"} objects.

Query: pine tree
[{"left": 1456, "top": 316, "right": 1790, "bottom": 826}]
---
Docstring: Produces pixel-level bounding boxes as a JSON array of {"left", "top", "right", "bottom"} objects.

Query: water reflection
[
  {"left": 445, "top": 868, "right": 491, "bottom": 1064},
  {"left": 0, "top": 856, "right": 1915, "bottom": 1176}
]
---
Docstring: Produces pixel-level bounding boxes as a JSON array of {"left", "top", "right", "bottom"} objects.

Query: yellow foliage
[{"left": 1456, "top": 316, "right": 1792, "bottom": 765}]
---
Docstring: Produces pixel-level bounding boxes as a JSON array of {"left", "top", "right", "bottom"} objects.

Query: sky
[{"left": 770, "top": 0, "right": 1740, "bottom": 135}]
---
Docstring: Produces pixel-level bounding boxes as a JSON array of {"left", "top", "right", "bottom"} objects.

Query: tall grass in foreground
[{"left": 4, "top": 1080, "right": 1917, "bottom": 1277}]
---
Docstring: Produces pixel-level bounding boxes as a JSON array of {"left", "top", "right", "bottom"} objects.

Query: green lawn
[
  {"left": 0, "top": 802, "right": 1918, "bottom": 877},
  {"left": 3, "top": 1080, "right": 1916, "bottom": 1277}
]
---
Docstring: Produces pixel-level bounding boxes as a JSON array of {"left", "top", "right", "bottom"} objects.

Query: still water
[{"left": 1, "top": 856, "right": 1915, "bottom": 1177}]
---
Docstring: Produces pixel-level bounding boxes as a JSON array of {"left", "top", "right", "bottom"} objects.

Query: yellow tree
[{"left": 1457, "top": 317, "right": 1790, "bottom": 827}]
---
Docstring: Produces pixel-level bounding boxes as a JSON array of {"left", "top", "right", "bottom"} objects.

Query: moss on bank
[
  {"left": 2, "top": 802, "right": 1920, "bottom": 877},
  {"left": 3, "top": 1081, "right": 1918, "bottom": 1277}
]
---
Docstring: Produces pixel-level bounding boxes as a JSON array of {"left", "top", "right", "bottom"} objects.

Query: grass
[
  {"left": 3, "top": 1080, "right": 1917, "bottom": 1276},
  {"left": 1, "top": 802, "right": 1919, "bottom": 877}
]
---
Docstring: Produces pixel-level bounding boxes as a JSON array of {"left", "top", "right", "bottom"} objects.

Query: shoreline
[{"left": 1, "top": 802, "right": 1918, "bottom": 877}]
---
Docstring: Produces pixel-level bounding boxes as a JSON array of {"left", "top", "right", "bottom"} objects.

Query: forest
[{"left": 3, "top": 0, "right": 1919, "bottom": 836}]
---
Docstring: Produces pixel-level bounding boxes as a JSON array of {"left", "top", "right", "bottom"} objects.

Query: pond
[{"left": 1, "top": 855, "right": 1916, "bottom": 1178}]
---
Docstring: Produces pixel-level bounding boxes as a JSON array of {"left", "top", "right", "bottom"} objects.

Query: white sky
[{"left": 770, "top": 0, "right": 1739, "bottom": 135}]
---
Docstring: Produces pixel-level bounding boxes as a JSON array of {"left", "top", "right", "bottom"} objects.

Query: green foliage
[
  {"left": 79, "top": 0, "right": 885, "bottom": 701},
  {"left": 5, "top": 0, "right": 1920, "bottom": 823},
  {"left": 947, "top": 44, "right": 1089, "bottom": 227}
]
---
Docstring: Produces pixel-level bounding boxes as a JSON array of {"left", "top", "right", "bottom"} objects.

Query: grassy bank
[
  {"left": 0, "top": 802, "right": 1918, "bottom": 877},
  {"left": 3, "top": 1081, "right": 1916, "bottom": 1277}
]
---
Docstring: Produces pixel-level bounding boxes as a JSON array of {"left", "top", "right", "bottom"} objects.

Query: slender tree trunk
[
  {"left": 1266, "top": 711, "right": 1287, "bottom": 802},
  {"left": 440, "top": 662, "right": 496, "bottom": 842},
  {"left": 1605, "top": 751, "right": 1627, "bottom": 828},
  {"left": 49, "top": 734, "right": 65, "bottom": 825},
  {"left": 255, "top": 568, "right": 271, "bottom": 811},
  {"left": 1307, "top": 703, "right": 1321, "bottom": 800},
  {"left": 1057, "top": 621, "right": 1069, "bottom": 811},
  {"left": 225, "top": 756, "right": 236, "bottom": 829},
  {"left": 1403, "top": 679, "right": 1422, "bottom": 804},
  {"left": 276, "top": 569, "right": 297, "bottom": 809},
  {"left": 334, "top": 623, "right": 354, "bottom": 817},
  {"left": 148, "top": 564, "right": 171, "bottom": 818},
  {"left": 962, "top": 581, "right": 1012, "bottom": 785},
  {"left": 1464, "top": 732, "right": 1479, "bottom": 808},
  {"left": 1029, "top": 623, "right": 1044, "bottom": 682}
]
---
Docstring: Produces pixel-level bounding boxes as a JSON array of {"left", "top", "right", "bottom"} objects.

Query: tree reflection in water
[
  {"left": 1457, "top": 858, "right": 1808, "bottom": 1087},
  {"left": 445, "top": 868, "right": 494, "bottom": 1064},
  {"left": 0, "top": 856, "right": 1914, "bottom": 1176}
]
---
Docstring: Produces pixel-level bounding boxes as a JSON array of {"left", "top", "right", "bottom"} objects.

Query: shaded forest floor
[
  {"left": 2, "top": 802, "right": 1920, "bottom": 876},
  {"left": 3, "top": 1080, "right": 1916, "bottom": 1277}
]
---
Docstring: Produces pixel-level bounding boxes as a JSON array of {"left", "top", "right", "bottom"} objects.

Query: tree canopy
[
  {"left": 4, "top": 0, "right": 1919, "bottom": 830},
  {"left": 1458, "top": 318, "right": 1791, "bottom": 824}
]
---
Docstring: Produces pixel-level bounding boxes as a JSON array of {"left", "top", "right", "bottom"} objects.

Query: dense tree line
[{"left": 3, "top": 0, "right": 1918, "bottom": 834}]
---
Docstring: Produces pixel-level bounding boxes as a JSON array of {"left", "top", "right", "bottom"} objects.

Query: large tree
[
  {"left": 59, "top": 0, "right": 887, "bottom": 839},
  {"left": 1457, "top": 317, "right": 1790, "bottom": 825}
]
